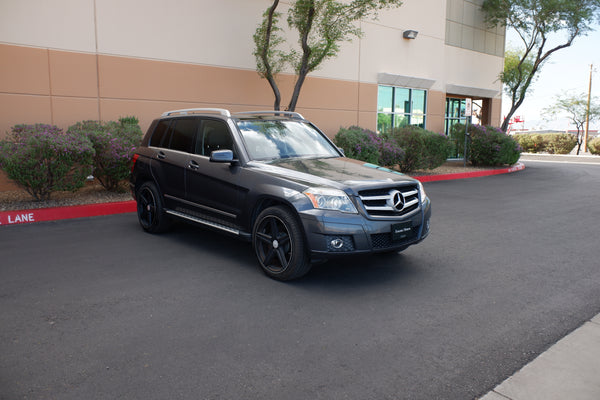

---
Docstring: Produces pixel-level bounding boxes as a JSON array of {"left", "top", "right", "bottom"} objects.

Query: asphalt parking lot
[{"left": 1, "top": 161, "right": 600, "bottom": 399}]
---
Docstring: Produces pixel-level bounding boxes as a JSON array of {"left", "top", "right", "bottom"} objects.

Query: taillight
[{"left": 131, "top": 154, "right": 140, "bottom": 173}]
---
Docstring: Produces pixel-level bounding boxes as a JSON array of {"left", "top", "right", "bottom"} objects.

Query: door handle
[
  {"left": 188, "top": 160, "right": 200, "bottom": 170},
  {"left": 157, "top": 151, "right": 166, "bottom": 160}
]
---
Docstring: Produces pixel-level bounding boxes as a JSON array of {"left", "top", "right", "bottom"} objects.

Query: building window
[
  {"left": 377, "top": 86, "right": 427, "bottom": 133},
  {"left": 445, "top": 0, "right": 505, "bottom": 57}
]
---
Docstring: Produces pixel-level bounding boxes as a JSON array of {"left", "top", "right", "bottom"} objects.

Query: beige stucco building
[{"left": 0, "top": 0, "right": 504, "bottom": 139}]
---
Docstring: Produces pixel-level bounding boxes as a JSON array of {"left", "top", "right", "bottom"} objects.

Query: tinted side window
[
  {"left": 169, "top": 118, "right": 199, "bottom": 153},
  {"left": 149, "top": 120, "right": 170, "bottom": 148},
  {"left": 197, "top": 119, "right": 233, "bottom": 156}
]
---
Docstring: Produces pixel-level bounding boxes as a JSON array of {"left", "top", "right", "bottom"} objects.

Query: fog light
[
  {"left": 330, "top": 238, "right": 344, "bottom": 249},
  {"left": 325, "top": 235, "right": 355, "bottom": 252}
]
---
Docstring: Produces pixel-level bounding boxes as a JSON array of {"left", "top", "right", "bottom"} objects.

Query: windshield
[{"left": 236, "top": 119, "right": 340, "bottom": 161}]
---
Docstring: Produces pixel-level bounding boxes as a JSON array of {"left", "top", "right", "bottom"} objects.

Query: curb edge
[{"left": 0, "top": 162, "right": 525, "bottom": 227}]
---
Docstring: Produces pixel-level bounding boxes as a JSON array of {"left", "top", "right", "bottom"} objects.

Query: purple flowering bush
[
  {"left": 334, "top": 126, "right": 405, "bottom": 167},
  {"left": 68, "top": 117, "right": 142, "bottom": 191},
  {"left": 452, "top": 124, "right": 521, "bottom": 166},
  {"left": 0, "top": 124, "right": 94, "bottom": 201},
  {"left": 334, "top": 126, "right": 383, "bottom": 165}
]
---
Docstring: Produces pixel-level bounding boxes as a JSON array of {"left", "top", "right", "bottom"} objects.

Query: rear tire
[
  {"left": 136, "top": 181, "right": 171, "bottom": 233},
  {"left": 252, "top": 206, "right": 311, "bottom": 281}
]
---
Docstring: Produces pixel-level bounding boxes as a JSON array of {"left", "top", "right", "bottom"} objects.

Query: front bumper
[{"left": 300, "top": 198, "right": 431, "bottom": 257}]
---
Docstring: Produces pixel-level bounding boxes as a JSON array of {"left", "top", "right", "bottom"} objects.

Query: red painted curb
[
  {"left": 0, "top": 200, "right": 136, "bottom": 227},
  {"left": 415, "top": 162, "right": 525, "bottom": 183},
  {"left": 0, "top": 162, "right": 525, "bottom": 226}
]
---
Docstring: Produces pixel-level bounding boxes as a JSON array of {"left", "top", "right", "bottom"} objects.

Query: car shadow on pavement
[
  {"left": 296, "top": 251, "right": 426, "bottom": 288},
  {"left": 152, "top": 220, "right": 427, "bottom": 288}
]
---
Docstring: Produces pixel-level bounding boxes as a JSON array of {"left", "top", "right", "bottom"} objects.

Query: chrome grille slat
[{"left": 358, "top": 185, "right": 420, "bottom": 217}]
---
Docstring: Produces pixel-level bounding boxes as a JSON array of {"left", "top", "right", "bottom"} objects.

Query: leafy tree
[
  {"left": 542, "top": 91, "right": 600, "bottom": 154},
  {"left": 482, "top": 0, "right": 600, "bottom": 132},
  {"left": 254, "top": 0, "right": 403, "bottom": 111}
]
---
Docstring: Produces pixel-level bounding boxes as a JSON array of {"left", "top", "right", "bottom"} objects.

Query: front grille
[{"left": 358, "top": 185, "right": 420, "bottom": 217}]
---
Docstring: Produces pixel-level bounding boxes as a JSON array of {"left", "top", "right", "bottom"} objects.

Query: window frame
[{"left": 377, "top": 85, "right": 427, "bottom": 133}]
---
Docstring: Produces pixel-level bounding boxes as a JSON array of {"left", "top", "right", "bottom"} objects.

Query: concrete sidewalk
[
  {"left": 479, "top": 314, "right": 600, "bottom": 400},
  {"left": 519, "top": 152, "right": 600, "bottom": 164}
]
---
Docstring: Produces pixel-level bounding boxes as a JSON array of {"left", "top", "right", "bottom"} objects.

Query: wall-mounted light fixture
[{"left": 403, "top": 30, "right": 419, "bottom": 40}]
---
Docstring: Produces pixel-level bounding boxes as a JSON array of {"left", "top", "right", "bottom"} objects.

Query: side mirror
[
  {"left": 210, "top": 149, "right": 236, "bottom": 163},
  {"left": 338, "top": 147, "right": 346, "bottom": 156}
]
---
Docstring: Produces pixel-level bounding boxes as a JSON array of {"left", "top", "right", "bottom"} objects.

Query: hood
[{"left": 246, "top": 157, "right": 416, "bottom": 191}]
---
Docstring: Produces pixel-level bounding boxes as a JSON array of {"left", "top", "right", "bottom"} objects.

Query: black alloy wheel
[
  {"left": 136, "top": 182, "right": 170, "bottom": 233},
  {"left": 253, "top": 206, "right": 311, "bottom": 281}
]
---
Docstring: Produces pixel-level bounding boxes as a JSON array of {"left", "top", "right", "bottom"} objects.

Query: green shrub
[
  {"left": 543, "top": 133, "right": 577, "bottom": 154},
  {"left": 67, "top": 117, "right": 142, "bottom": 191},
  {"left": 423, "top": 132, "right": 452, "bottom": 169},
  {"left": 588, "top": 137, "right": 600, "bottom": 155},
  {"left": 334, "top": 126, "right": 381, "bottom": 164},
  {"left": 387, "top": 126, "right": 451, "bottom": 172},
  {"left": 0, "top": 124, "right": 94, "bottom": 201},
  {"left": 514, "top": 134, "right": 545, "bottom": 153}
]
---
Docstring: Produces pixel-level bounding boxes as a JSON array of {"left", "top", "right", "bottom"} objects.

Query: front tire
[
  {"left": 136, "top": 181, "right": 171, "bottom": 233},
  {"left": 252, "top": 206, "right": 311, "bottom": 281}
]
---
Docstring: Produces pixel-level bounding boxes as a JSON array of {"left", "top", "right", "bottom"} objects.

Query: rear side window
[
  {"left": 195, "top": 120, "right": 233, "bottom": 156},
  {"left": 168, "top": 118, "right": 199, "bottom": 153},
  {"left": 149, "top": 120, "right": 170, "bottom": 147}
]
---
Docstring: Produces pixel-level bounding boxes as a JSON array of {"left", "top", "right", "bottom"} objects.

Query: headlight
[
  {"left": 303, "top": 188, "right": 358, "bottom": 213},
  {"left": 418, "top": 182, "right": 427, "bottom": 203}
]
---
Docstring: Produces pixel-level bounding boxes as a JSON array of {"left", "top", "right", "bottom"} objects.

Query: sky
[{"left": 502, "top": 23, "right": 600, "bottom": 132}]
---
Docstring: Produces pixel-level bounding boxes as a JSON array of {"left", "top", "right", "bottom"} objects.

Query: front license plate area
[{"left": 392, "top": 221, "right": 414, "bottom": 242}]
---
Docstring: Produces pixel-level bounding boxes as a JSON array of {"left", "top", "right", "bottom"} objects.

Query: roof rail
[
  {"left": 161, "top": 108, "right": 231, "bottom": 117},
  {"left": 235, "top": 111, "right": 305, "bottom": 120}
]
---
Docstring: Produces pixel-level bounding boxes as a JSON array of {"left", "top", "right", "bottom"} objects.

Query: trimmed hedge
[
  {"left": 589, "top": 137, "right": 600, "bottom": 155},
  {"left": 513, "top": 134, "right": 545, "bottom": 153},
  {"left": 513, "top": 133, "right": 577, "bottom": 154},
  {"left": 543, "top": 133, "right": 577, "bottom": 154}
]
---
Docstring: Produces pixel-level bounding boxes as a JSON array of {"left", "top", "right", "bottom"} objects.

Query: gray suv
[{"left": 130, "top": 109, "right": 431, "bottom": 280}]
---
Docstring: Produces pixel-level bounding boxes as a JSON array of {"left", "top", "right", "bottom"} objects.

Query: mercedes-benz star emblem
[{"left": 387, "top": 190, "right": 405, "bottom": 211}]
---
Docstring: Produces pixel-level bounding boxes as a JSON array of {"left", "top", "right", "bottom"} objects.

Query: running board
[{"left": 166, "top": 209, "right": 241, "bottom": 236}]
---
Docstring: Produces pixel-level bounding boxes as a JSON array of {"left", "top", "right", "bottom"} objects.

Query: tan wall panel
[
  {"left": 51, "top": 97, "right": 99, "bottom": 128},
  {"left": 358, "top": 111, "right": 377, "bottom": 132},
  {"left": 296, "top": 78, "right": 359, "bottom": 111},
  {"left": 358, "top": 83, "right": 378, "bottom": 113},
  {"left": 99, "top": 99, "right": 220, "bottom": 133},
  {"left": 0, "top": 93, "right": 52, "bottom": 139},
  {"left": 0, "top": 44, "right": 49, "bottom": 95},
  {"left": 297, "top": 109, "right": 359, "bottom": 139},
  {"left": 49, "top": 51, "right": 98, "bottom": 97},
  {"left": 491, "top": 98, "right": 502, "bottom": 127},
  {"left": 427, "top": 90, "right": 446, "bottom": 134},
  {"left": 98, "top": 56, "right": 275, "bottom": 106}
]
